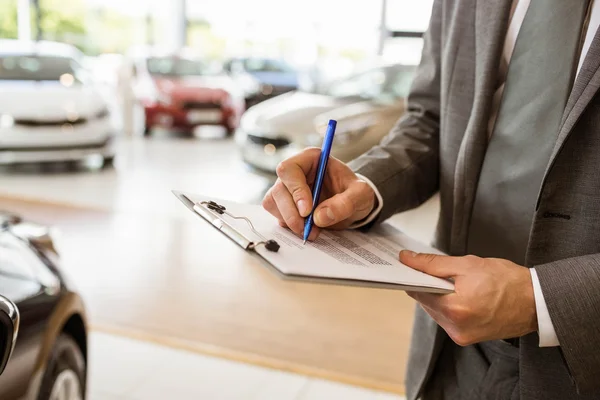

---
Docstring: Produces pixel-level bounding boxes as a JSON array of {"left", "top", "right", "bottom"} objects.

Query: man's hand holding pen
[{"left": 262, "top": 147, "right": 377, "bottom": 241}]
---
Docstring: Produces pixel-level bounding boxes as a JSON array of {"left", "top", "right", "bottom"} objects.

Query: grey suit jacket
[{"left": 349, "top": 1, "right": 600, "bottom": 399}]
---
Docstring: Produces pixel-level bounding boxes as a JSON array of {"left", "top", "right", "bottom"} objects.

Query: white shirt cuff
[
  {"left": 349, "top": 174, "right": 384, "bottom": 229},
  {"left": 530, "top": 268, "right": 560, "bottom": 347}
]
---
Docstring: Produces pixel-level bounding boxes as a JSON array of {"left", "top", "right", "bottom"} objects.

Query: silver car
[
  {"left": 0, "top": 40, "right": 116, "bottom": 166},
  {"left": 235, "top": 64, "right": 416, "bottom": 173}
]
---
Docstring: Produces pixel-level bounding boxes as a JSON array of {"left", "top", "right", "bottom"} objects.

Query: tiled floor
[{"left": 88, "top": 332, "right": 405, "bottom": 400}]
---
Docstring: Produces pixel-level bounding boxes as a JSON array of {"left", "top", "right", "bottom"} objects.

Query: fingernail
[
  {"left": 326, "top": 208, "right": 335, "bottom": 221},
  {"left": 317, "top": 208, "right": 334, "bottom": 224},
  {"left": 297, "top": 200, "right": 308, "bottom": 216},
  {"left": 401, "top": 250, "right": 417, "bottom": 258}
]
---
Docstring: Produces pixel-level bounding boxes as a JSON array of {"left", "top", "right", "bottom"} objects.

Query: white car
[
  {"left": 0, "top": 40, "right": 116, "bottom": 166},
  {"left": 235, "top": 64, "right": 416, "bottom": 173}
]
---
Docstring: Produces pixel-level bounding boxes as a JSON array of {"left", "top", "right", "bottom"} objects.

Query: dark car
[
  {"left": 0, "top": 293, "right": 18, "bottom": 376},
  {"left": 223, "top": 57, "right": 300, "bottom": 108},
  {"left": 0, "top": 212, "right": 87, "bottom": 400}
]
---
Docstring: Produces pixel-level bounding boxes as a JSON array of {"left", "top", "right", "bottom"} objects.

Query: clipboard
[
  {"left": 174, "top": 191, "right": 280, "bottom": 253},
  {"left": 173, "top": 190, "right": 454, "bottom": 294}
]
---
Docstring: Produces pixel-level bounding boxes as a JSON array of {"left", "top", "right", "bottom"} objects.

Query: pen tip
[{"left": 303, "top": 240, "right": 307, "bottom": 245}]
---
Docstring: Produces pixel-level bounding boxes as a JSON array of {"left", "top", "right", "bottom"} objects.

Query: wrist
[
  {"left": 521, "top": 267, "right": 538, "bottom": 334},
  {"left": 364, "top": 184, "right": 376, "bottom": 214},
  {"left": 357, "top": 178, "right": 377, "bottom": 216},
  {"left": 350, "top": 173, "right": 383, "bottom": 228}
]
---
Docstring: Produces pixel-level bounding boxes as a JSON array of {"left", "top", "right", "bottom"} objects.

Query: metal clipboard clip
[{"left": 192, "top": 200, "right": 280, "bottom": 253}]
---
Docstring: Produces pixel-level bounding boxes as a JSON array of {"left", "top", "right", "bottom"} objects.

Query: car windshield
[
  {"left": 146, "top": 57, "right": 208, "bottom": 77},
  {"left": 242, "top": 58, "right": 293, "bottom": 73},
  {"left": 0, "top": 55, "right": 81, "bottom": 82},
  {"left": 322, "top": 66, "right": 416, "bottom": 101}
]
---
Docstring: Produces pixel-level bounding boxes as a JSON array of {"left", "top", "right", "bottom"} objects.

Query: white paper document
[{"left": 175, "top": 191, "right": 455, "bottom": 293}]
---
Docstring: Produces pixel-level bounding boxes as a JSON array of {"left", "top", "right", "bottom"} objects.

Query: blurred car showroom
[{"left": 0, "top": 0, "right": 434, "bottom": 399}]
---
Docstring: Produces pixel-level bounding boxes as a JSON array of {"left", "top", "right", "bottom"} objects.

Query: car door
[{"left": 0, "top": 231, "right": 59, "bottom": 399}]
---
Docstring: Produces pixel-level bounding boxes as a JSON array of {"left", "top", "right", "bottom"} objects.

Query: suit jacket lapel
[
  {"left": 560, "top": 28, "right": 600, "bottom": 129},
  {"left": 450, "top": 0, "right": 513, "bottom": 255},
  {"left": 536, "top": 27, "right": 600, "bottom": 208}
]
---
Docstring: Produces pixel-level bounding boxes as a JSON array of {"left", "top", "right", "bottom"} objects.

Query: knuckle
[
  {"left": 338, "top": 194, "right": 356, "bottom": 216},
  {"left": 450, "top": 331, "right": 473, "bottom": 347},
  {"left": 463, "top": 255, "right": 480, "bottom": 263},
  {"left": 463, "top": 254, "right": 485, "bottom": 269},
  {"left": 271, "top": 181, "right": 287, "bottom": 197},
  {"left": 261, "top": 193, "right": 273, "bottom": 210},
  {"left": 421, "top": 253, "right": 438, "bottom": 264},
  {"left": 290, "top": 185, "right": 306, "bottom": 200},
  {"left": 446, "top": 303, "right": 471, "bottom": 325},
  {"left": 355, "top": 180, "right": 373, "bottom": 195},
  {"left": 305, "top": 147, "right": 321, "bottom": 157},
  {"left": 286, "top": 216, "right": 303, "bottom": 233},
  {"left": 275, "top": 161, "right": 288, "bottom": 177}
]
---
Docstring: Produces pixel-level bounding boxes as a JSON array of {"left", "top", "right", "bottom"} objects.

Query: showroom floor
[
  {"left": 88, "top": 332, "right": 404, "bottom": 400},
  {"left": 0, "top": 132, "right": 439, "bottom": 243},
  {"left": 0, "top": 130, "right": 274, "bottom": 214},
  {"left": 1, "top": 133, "right": 437, "bottom": 399}
]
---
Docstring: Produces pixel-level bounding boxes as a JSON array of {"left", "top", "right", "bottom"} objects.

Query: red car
[{"left": 131, "top": 54, "right": 245, "bottom": 136}]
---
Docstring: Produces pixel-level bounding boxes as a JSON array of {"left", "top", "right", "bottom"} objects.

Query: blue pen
[{"left": 303, "top": 119, "right": 337, "bottom": 244}]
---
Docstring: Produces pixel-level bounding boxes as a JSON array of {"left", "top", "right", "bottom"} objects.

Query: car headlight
[{"left": 0, "top": 114, "right": 14, "bottom": 128}]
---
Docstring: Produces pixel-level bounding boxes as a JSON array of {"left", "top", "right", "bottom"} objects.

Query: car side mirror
[{"left": 0, "top": 295, "right": 19, "bottom": 375}]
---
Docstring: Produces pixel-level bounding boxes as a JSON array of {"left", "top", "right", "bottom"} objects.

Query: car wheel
[{"left": 38, "top": 334, "right": 86, "bottom": 400}]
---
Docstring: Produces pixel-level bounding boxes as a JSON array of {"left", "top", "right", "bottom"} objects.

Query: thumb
[
  {"left": 313, "top": 181, "right": 367, "bottom": 228},
  {"left": 399, "top": 251, "right": 463, "bottom": 278}
]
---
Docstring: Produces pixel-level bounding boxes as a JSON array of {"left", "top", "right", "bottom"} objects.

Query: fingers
[
  {"left": 276, "top": 148, "right": 321, "bottom": 217},
  {"left": 306, "top": 225, "right": 321, "bottom": 241},
  {"left": 312, "top": 181, "right": 372, "bottom": 228},
  {"left": 410, "top": 295, "right": 445, "bottom": 322},
  {"left": 262, "top": 183, "right": 319, "bottom": 240},
  {"left": 270, "top": 180, "right": 304, "bottom": 235},
  {"left": 262, "top": 190, "right": 284, "bottom": 221},
  {"left": 407, "top": 291, "right": 448, "bottom": 310},
  {"left": 400, "top": 251, "right": 468, "bottom": 278},
  {"left": 277, "top": 219, "right": 321, "bottom": 240},
  {"left": 264, "top": 148, "right": 373, "bottom": 234}
]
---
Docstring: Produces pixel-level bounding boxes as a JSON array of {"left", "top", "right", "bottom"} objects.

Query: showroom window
[{"left": 383, "top": 0, "right": 434, "bottom": 64}]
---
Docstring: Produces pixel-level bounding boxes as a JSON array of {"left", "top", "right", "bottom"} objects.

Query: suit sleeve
[
  {"left": 347, "top": 0, "right": 442, "bottom": 223},
  {"left": 535, "top": 254, "right": 600, "bottom": 393}
]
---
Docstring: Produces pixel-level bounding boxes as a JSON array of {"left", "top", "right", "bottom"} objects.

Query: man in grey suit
[{"left": 262, "top": 0, "right": 600, "bottom": 398}]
